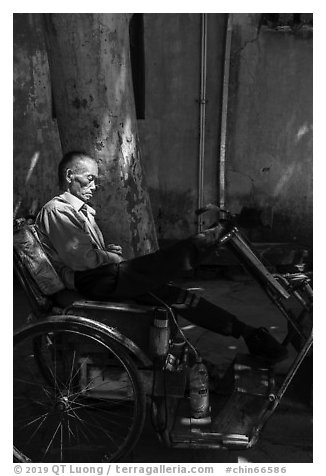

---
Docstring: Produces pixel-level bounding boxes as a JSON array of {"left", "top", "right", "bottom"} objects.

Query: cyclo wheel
[{"left": 14, "top": 316, "right": 146, "bottom": 463}]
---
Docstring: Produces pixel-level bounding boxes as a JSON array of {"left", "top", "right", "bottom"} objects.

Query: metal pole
[
  {"left": 197, "top": 13, "right": 207, "bottom": 233},
  {"left": 219, "top": 14, "right": 233, "bottom": 211}
]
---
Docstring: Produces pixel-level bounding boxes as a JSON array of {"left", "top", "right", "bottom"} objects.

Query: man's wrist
[{"left": 107, "top": 252, "right": 123, "bottom": 263}]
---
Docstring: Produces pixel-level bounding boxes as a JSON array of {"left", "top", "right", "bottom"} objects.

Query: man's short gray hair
[{"left": 58, "top": 151, "right": 95, "bottom": 188}]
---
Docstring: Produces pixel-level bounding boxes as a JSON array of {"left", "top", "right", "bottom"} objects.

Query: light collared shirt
[{"left": 36, "top": 191, "right": 121, "bottom": 290}]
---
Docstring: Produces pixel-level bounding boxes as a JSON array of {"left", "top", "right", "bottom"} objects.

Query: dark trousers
[{"left": 74, "top": 239, "right": 238, "bottom": 337}]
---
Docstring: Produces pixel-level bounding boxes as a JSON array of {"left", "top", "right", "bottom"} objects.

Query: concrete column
[{"left": 44, "top": 13, "right": 158, "bottom": 257}]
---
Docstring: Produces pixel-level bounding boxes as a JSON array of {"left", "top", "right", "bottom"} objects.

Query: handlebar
[{"left": 195, "top": 203, "right": 291, "bottom": 300}]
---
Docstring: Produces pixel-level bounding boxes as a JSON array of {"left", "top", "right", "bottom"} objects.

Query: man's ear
[{"left": 66, "top": 168, "right": 74, "bottom": 184}]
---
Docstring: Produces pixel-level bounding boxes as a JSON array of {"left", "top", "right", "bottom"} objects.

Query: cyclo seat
[
  {"left": 14, "top": 220, "right": 66, "bottom": 316},
  {"left": 13, "top": 220, "right": 148, "bottom": 311},
  {"left": 13, "top": 220, "right": 161, "bottom": 354}
]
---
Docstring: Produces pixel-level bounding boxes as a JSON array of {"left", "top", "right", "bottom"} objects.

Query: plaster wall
[
  {"left": 226, "top": 14, "right": 313, "bottom": 246},
  {"left": 13, "top": 14, "right": 62, "bottom": 218},
  {"left": 138, "top": 13, "right": 227, "bottom": 240}
]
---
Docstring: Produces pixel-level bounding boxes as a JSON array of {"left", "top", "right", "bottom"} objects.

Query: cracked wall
[
  {"left": 227, "top": 14, "right": 312, "bottom": 246},
  {"left": 137, "top": 14, "right": 227, "bottom": 240},
  {"left": 13, "top": 14, "right": 62, "bottom": 218}
]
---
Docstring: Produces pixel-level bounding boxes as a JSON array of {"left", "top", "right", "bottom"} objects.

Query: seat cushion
[{"left": 13, "top": 224, "right": 65, "bottom": 295}]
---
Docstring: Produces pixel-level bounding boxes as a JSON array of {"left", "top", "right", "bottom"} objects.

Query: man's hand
[{"left": 106, "top": 244, "right": 123, "bottom": 256}]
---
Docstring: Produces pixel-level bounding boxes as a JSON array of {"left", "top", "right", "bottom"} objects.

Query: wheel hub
[{"left": 56, "top": 395, "right": 71, "bottom": 412}]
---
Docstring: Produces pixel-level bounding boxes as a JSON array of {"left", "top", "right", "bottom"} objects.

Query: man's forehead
[{"left": 74, "top": 157, "right": 98, "bottom": 173}]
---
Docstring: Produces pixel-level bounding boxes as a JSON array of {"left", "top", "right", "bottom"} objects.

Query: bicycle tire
[{"left": 14, "top": 316, "right": 146, "bottom": 463}]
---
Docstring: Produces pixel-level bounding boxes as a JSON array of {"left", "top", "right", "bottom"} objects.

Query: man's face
[{"left": 67, "top": 157, "right": 99, "bottom": 203}]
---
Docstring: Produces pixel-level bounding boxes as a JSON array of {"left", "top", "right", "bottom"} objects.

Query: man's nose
[{"left": 89, "top": 181, "right": 97, "bottom": 190}]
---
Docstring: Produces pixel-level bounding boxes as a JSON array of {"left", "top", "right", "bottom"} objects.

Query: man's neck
[{"left": 61, "top": 190, "right": 86, "bottom": 211}]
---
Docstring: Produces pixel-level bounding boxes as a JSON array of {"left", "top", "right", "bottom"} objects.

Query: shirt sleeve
[{"left": 37, "top": 207, "right": 123, "bottom": 271}]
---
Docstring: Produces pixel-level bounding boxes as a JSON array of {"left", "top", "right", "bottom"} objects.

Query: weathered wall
[
  {"left": 13, "top": 14, "right": 62, "bottom": 218},
  {"left": 226, "top": 14, "right": 313, "bottom": 246},
  {"left": 138, "top": 13, "right": 227, "bottom": 240}
]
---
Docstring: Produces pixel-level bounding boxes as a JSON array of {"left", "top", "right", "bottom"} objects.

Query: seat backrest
[{"left": 13, "top": 220, "right": 65, "bottom": 316}]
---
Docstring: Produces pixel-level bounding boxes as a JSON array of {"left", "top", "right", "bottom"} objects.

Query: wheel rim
[{"left": 14, "top": 324, "right": 144, "bottom": 462}]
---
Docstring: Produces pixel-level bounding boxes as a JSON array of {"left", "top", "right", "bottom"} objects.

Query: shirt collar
[{"left": 60, "top": 191, "right": 96, "bottom": 216}]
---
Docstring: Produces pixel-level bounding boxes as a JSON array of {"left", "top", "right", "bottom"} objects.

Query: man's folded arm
[{"left": 37, "top": 208, "right": 123, "bottom": 270}]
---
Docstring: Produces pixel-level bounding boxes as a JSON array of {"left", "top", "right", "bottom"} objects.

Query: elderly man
[{"left": 36, "top": 151, "right": 288, "bottom": 363}]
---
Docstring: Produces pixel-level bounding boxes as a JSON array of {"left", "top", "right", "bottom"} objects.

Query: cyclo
[{"left": 13, "top": 204, "right": 313, "bottom": 463}]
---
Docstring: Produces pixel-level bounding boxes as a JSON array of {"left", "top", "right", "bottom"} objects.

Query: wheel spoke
[
  {"left": 21, "top": 411, "right": 50, "bottom": 430},
  {"left": 69, "top": 406, "right": 120, "bottom": 450},
  {"left": 14, "top": 322, "right": 146, "bottom": 462},
  {"left": 26, "top": 414, "right": 49, "bottom": 446},
  {"left": 42, "top": 421, "right": 62, "bottom": 460},
  {"left": 70, "top": 399, "right": 135, "bottom": 421},
  {"left": 60, "top": 419, "right": 63, "bottom": 462}
]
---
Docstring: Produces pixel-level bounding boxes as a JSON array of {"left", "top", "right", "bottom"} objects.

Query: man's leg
[
  {"left": 75, "top": 238, "right": 199, "bottom": 300},
  {"left": 109, "top": 225, "right": 228, "bottom": 299},
  {"left": 135, "top": 284, "right": 237, "bottom": 336},
  {"left": 74, "top": 239, "right": 288, "bottom": 363},
  {"left": 75, "top": 226, "right": 224, "bottom": 300},
  {"left": 109, "top": 239, "right": 200, "bottom": 299},
  {"left": 136, "top": 284, "right": 289, "bottom": 363}
]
